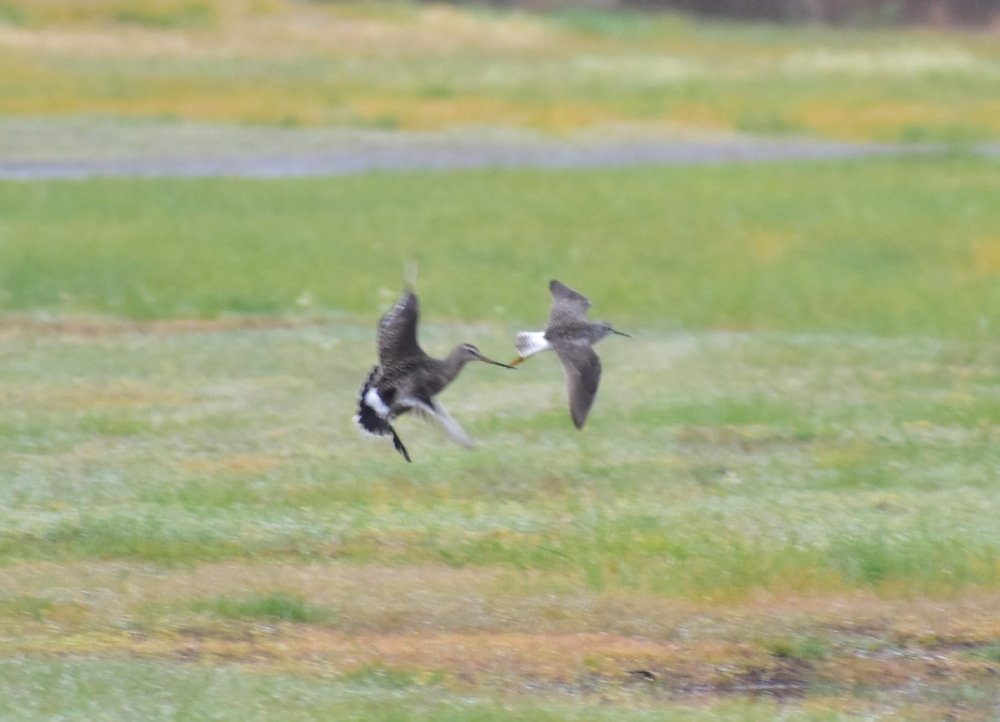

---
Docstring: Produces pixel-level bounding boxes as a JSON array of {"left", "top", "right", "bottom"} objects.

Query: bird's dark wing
[
  {"left": 377, "top": 290, "right": 422, "bottom": 365},
  {"left": 552, "top": 341, "right": 601, "bottom": 429},
  {"left": 547, "top": 279, "right": 592, "bottom": 328}
]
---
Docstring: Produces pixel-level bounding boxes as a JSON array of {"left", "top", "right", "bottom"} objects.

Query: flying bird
[
  {"left": 355, "top": 289, "right": 515, "bottom": 462},
  {"left": 511, "top": 280, "right": 629, "bottom": 429}
]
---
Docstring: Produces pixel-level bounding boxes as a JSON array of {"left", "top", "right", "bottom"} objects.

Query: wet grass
[{"left": 0, "top": 1, "right": 998, "bottom": 141}]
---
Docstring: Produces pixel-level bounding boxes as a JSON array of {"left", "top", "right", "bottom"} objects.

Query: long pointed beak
[
  {"left": 612, "top": 329, "right": 631, "bottom": 337},
  {"left": 478, "top": 354, "right": 517, "bottom": 369},
  {"left": 508, "top": 356, "right": 526, "bottom": 367}
]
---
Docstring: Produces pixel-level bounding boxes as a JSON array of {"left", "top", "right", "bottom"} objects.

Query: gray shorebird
[
  {"left": 355, "top": 289, "right": 515, "bottom": 462},
  {"left": 511, "top": 280, "right": 629, "bottom": 429}
]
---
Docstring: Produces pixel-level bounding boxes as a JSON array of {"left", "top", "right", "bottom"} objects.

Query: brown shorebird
[
  {"left": 511, "top": 280, "right": 629, "bottom": 429},
  {"left": 355, "top": 289, "right": 514, "bottom": 462}
]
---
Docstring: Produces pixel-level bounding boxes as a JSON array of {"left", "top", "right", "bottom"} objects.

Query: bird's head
[
  {"left": 600, "top": 322, "right": 631, "bottom": 339},
  {"left": 459, "top": 344, "right": 516, "bottom": 369}
]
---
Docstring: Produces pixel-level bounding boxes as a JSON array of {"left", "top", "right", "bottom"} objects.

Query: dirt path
[{"left": 0, "top": 119, "right": 992, "bottom": 180}]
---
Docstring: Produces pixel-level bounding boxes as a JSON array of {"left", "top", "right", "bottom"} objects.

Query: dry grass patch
[
  {"left": 3, "top": 562, "right": 1000, "bottom": 707},
  {"left": 1, "top": 2, "right": 998, "bottom": 139},
  {"left": 7, "top": 625, "right": 1000, "bottom": 703},
  {"left": 352, "top": 96, "right": 620, "bottom": 134},
  {"left": 5, "top": 561, "right": 1000, "bottom": 640},
  {"left": 0, "top": 3, "right": 552, "bottom": 58},
  {"left": 797, "top": 98, "right": 1000, "bottom": 141},
  {"left": 0, "top": 25, "right": 206, "bottom": 57}
]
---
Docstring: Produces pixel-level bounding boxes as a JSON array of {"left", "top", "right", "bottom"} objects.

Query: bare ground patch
[{"left": 3, "top": 562, "right": 1000, "bottom": 709}]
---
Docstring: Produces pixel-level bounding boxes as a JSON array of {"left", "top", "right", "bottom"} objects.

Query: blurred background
[{"left": 458, "top": 0, "right": 999, "bottom": 25}]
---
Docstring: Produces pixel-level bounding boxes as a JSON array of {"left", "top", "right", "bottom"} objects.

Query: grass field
[
  {"left": 2, "top": 154, "right": 1000, "bottom": 719},
  {"left": 0, "top": 0, "right": 999, "bottom": 141},
  {"left": 3, "top": 312, "right": 1000, "bottom": 719},
  {"left": 1, "top": 155, "right": 998, "bottom": 335},
  {"left": 2, "top": 1, "right": 1000, "bottom": 718}
]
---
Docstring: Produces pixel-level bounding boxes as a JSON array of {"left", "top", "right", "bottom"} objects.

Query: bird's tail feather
[
  {"left": 355, "top": 368, "right": 412, "bottom": 462},
  {"left": 355, "top": 368, "right": 390, "bottom": 436},
  {"left": 514, "top": 331, "right": 550, "bottom": 360}
]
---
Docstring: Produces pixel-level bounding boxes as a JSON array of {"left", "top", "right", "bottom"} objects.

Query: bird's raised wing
[
  {"left": 377, "top": 290, "right": 422, "bottom": 365},
  {"left": 552, "top": 341, "right": 601, "bottom": 429},
  {"left": 547, "top": 280, "right": 592, "bottom": 329}
]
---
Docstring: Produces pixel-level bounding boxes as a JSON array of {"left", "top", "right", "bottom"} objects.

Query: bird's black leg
[{"left": 390, "top": 426, "right": 412, "bottom": 462}]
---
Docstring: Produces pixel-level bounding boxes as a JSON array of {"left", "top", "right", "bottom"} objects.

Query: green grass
[
  {"left": 1, "top": 134, "right": 999, "bottom": 715},
  {"left": 192, "top": 593, "right": 333, "bottom": 623},
  {"left": 1, "top": 157, "right": 998, "bottom": 718},
  {"left": 0, "top": 657, "right": 890, "bottom": 722},
  {"left": 1, "top": 156, "right": 998, "bottom": 337},
  {"left": 0, "top": 595, "right": 54, "bottom": 621},
  {"left": 111, "top": 0, "right": 215, "bottom": 29},
  {"left": 2, "top": 315, "right": 999, "bottom": 717},
  {"left": 0, "top": 0, "right": 217, "bottom": 27},
  {"left": 1, "top": 322, "right": 998, "bottom": 597}
]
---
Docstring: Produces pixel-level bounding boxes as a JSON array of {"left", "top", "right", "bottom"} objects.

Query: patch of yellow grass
[
  {"left": 353, "top": 96, "right": 619, "bottom": 134},
  {"left": 0, "top": 81, "right": 332, "bottom": 125},
  {"left": 663, "top": 103, "right": 731, "bottom": 132},
  {"left": 749, "top": 231, "right": 800, "bottom": 266},
  {"left": 796, "top": 99, "right": 1000, "bottom": 140},
  {"left": 121, "top": 89, "right": 330, "bottom": 125},
  {"left": 0, "top": 2, "right": 551, "bottom": 58},
  {"left": 969, "top": 236, "right": 1000, "bottom": 276},
  {"left": 812, "top": 439, "right": 876, "bottom": 470}
]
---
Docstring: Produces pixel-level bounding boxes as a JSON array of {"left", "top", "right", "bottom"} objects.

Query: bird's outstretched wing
[
  {"left": 377, "top": 290, "right": 422, "bottom": 365},
  {"left": 547, "top": 280, "right": 592, "bottom": 329},
  {"left": 408, "top": 398, "right": 475, "bottom": 448},
  {"left": 553, "top": 341, "right": 602, "bottom": 429}
]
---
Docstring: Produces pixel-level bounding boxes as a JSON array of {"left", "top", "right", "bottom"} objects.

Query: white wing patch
[
  {"left": 514, "top": 331, "right": 551, "bottom": 359},
  {"left": 363, "top": 387, "right": 391, "bottom": 417}
]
